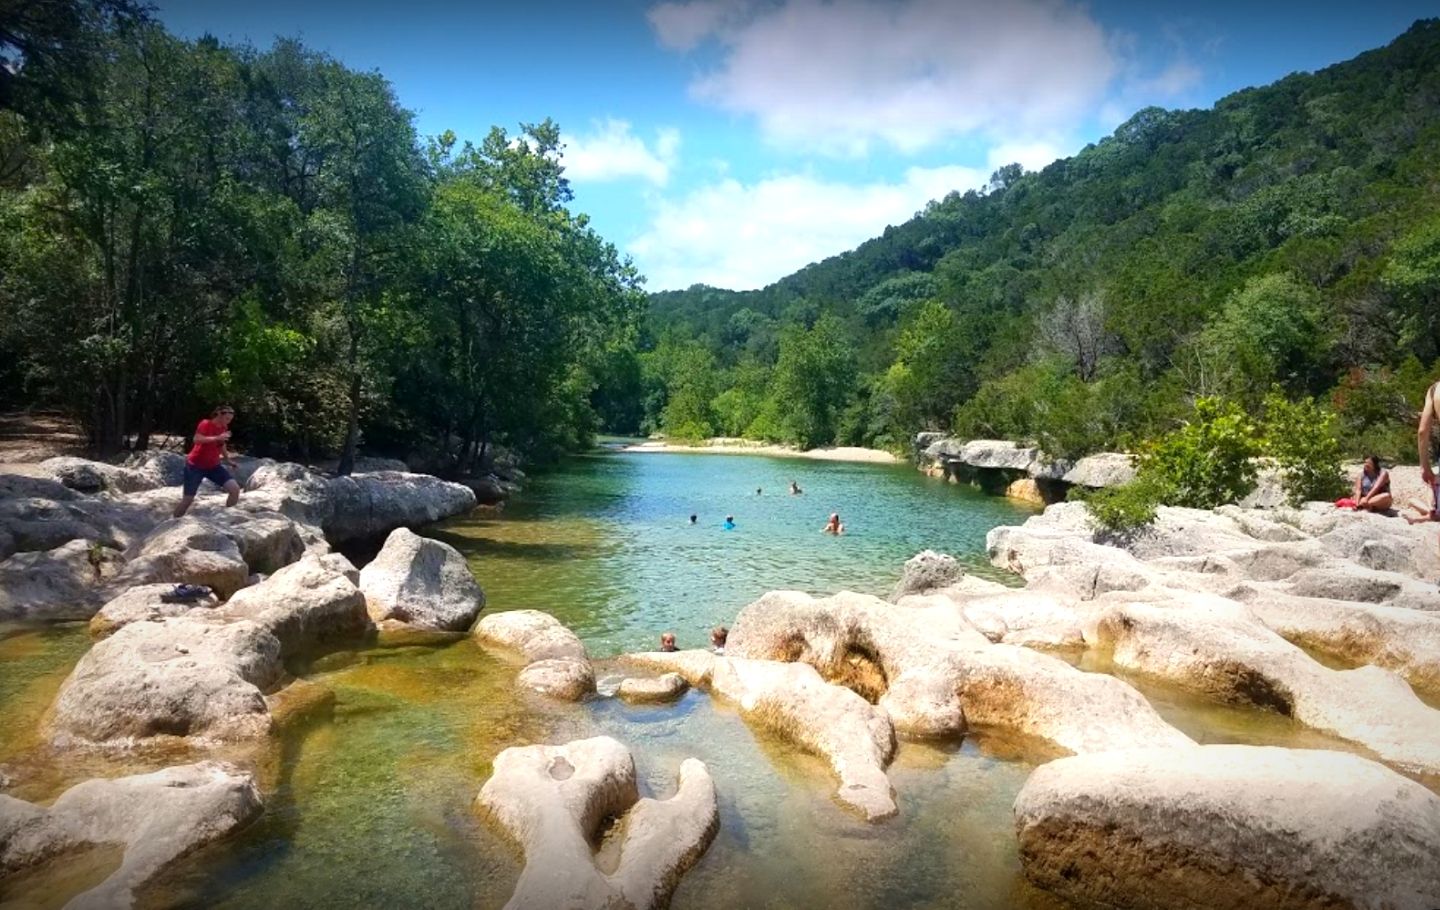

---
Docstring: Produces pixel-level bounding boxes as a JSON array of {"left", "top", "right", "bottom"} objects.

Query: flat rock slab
[
  {"left": 90, "top": 583, "right": 220, "bottom": 638},
  {"left": 1014, "top": 745, "right": 1440, "bottom": 910}
]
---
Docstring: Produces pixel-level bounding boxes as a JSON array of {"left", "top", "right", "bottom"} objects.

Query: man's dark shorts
[{"left": 182, "top": 463, "right": 233, "bottom": 496}]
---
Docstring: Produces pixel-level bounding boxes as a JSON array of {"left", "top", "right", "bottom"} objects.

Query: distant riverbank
[{"left": 609, "top": 437, "right": 902, "bottom": 464}]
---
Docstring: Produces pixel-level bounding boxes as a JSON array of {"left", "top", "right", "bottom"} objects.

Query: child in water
[
  {"left": 822, "top": 513, "right": 844, "bottom": 535},
  {"left": 723, "top": 515, "right": 736, "bottom": 530},
  {"left": 711, "top": 626, "right": 728, "bottom": 655},
  {"left": 660, "top": 632, "right": 678, "bottom": 652}
]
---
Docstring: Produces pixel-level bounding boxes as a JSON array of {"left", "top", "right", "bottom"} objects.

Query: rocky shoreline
[{"left": 2, "top": 448, "right": 1439, "bottom": 909}]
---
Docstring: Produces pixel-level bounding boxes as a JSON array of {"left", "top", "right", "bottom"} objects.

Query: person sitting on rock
[
  {"left": 174, "top": 405, "right": 241, "bottom": 518},
  {"left": 822, "top": 512, "right": 845, "bottom": 535},
  {"left": 660, "top": 632, "right": 678, "bottom": 652},
  {"left": 710, "top": 626, "right": 727, "bottom": 655},
  {"left": 1352, "top": 455, "right": 1393, "bottom": 514}
]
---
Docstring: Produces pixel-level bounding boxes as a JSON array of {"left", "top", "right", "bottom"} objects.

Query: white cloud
[
  {"left": 629, "top": 164, "right": 987, "bottom": 290},
  {"left": 564, "top": 120, "right": 681, "bottom": 186},
  {"left": 986, "top": 140, "right": 1067, "bottom": 173},
  {"left": 647, "top": 0, "right": 1205, "bottom": 156},
  {"left": 647, "top": 0, "right": 1117, "bottom": 155}
]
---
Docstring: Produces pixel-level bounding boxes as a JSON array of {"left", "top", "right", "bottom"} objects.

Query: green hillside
[{"left": 631, "top": 19, "right": 1440, "bottom": 459}]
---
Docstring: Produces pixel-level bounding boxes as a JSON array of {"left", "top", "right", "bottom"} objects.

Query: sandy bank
[{"left": 614, "top": 439, "right": 901, "bottom": 464}]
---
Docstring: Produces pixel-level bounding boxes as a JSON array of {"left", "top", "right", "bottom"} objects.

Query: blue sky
[{"left": 156, "top": 0, "right": 1435, "bottom": 291}]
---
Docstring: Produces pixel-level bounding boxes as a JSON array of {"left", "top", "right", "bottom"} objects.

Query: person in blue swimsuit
[
  {"left": 1352, "top": 455, "right": 1392, "bottom": 513},
  {"left": 723, "top": 515, "right": 736, "bottom": 530}
]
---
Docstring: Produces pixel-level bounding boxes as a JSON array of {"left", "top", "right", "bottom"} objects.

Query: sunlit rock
[
  {"left": 617, "top": 672, "right": 688, "bottom": 704},
  {"left": 1014, "top": 745, "right": 1440, "bottom": 910},
  {"left": 476, "top": 736, "right": 717, "bottom": 910},
  {"left": 90, "top": 582, "right": 221, "bottom": 638},
  {"left": 475, "top": 609, "right": 595, "bottom": 701},
  {"left": 218, "top": 553, "right": 372, "bottom": 658},
  {"left": 358, "top": 527, "right": 484, "bottom": 631}
]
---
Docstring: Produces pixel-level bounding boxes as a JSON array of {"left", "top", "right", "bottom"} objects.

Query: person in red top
[{"left": 174, "top": 405, "right": 241, "bottom": 518}]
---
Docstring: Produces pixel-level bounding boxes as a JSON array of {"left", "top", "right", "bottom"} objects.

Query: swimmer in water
[
  {"left": 723, "top": 515, "right": 736, "bottom": 530},
  {"left": 789, "top": 480, "right": 802, "bottom": 495},
  {"left": 822, "top": 512, "right": 844, "bottom": 535},
  {"left": 710, "top": 626, "right": 728, "bottom": 655},
  {"left": 689, "top": 514, "right": 697, "bottom": 525},
  {"left": 660, "top": 632, "right": 678, "bottom": 652}
]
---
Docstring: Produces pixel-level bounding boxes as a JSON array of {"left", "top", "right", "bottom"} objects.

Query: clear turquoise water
[{"left": 432, "top": 451, "right": 1036, "bottom": 656}]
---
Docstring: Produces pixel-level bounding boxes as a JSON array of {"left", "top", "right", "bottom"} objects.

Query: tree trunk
[{"left": 337, "top": 329, "right": 362, "bottom": 476}]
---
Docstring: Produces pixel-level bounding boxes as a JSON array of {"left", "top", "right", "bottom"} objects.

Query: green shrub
[
  {"left": 1261, "top": 393, "right": 1348, "bottom": 505},
  {"left": 1074, "top": 473, "right": 1164, "bottom": 535},
  {"left": 1142, "top": 397, "right": 1260, "bottom": 509}
]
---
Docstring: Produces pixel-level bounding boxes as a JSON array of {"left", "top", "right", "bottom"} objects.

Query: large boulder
[
  {"left": 1060, "top": 452, "right": 1136, "bottom": 489},
  {"left": 358, "top": 527, "right": 484, "bottom": 631},
  {"left": 728, "top": 590, "right": 1191, "bottom": 754},
  {"left": 0, "top": 539, "right": 122, "bottom": 621},
  {"left": 890, "top": 549, "right": 963, "bottom": 601},
  {"left": 1014, "top": 745, "right": 1440, "bottom": 910},
  {"left": 243, "top": 465, "right": 477, "bottom": 543},
  {"left": 0, "top": 761, "right": 263, "bottom": 910},
  {"left": 90, "top": 582, "right": 221, "bottom": 638},
  {"left": 50, "top": 617, "right": 282, "bottom": 745},
  {"left": 959, "top": 439, "right": 1038, "bottom": 471},
  {"left": 111, "top": 517, "right": 251, "bottom": 600},
  {"left": 476, "top": 737, "right": 718, "bottom": 910},
  {"left": 219, "top": 553, "right": 372, "bottom": 658},
  {"left": 39, "top": 457, "right": 150, "bottom": 494}
]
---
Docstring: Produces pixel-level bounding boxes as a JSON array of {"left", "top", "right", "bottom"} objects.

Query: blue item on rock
[{"left": 160, "top": 584, "right": 213, "bottom": 604}]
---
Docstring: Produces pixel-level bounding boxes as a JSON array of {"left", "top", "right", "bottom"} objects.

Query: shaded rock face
[
  {"left": 51, "top": 618, "right": 282, "bottom": 746},
  {"left": 358, "top": 527, "right": 484, "bottom": 631},
  {"left": 476, "top": 736, "right": 718, "bottom": 910},
  {"left": 1014, "top": 745, "right": 1440, "bottom": 910},
  {"left": 0, "top": 540, "right": 121, "bottom": 622},
  {"left": 0, "top": 761, "right": 263, "bottom": 910},
  {"left": 475, "top": 610, "right": 595, "bottom": 701},
  {"left": 890, "top": 549, "right": 962, "bottom": 601},
  {"left": 90, "top": 583, "right": 221, "bottom": 638}
]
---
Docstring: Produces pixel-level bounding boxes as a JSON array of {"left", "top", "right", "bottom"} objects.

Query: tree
[
  {"left": 767, "top": 315, "right": 856, "bottom": 448},
  {"left": 1038, "top": 291, "right": 1115, "bottom": 382}
]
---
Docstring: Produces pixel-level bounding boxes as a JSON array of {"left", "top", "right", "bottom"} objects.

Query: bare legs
[{"left": 173, "top": 481, "right": 241, "bottom": 519}]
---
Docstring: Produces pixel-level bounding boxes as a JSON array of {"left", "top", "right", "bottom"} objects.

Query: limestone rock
[
  {"left": 475, "top": 609, "right": 595, "bottom": 702},
  {"left": 1005, "top": 477, "right": 1047, "bottom": 505},
  {"left": 475, "top": 609, "right": 588, "bottom": 663},
  {"left": 710, "top": 656, "right": 897, "bottom": 821},
  {"left": 517, "top": 658, "right": 596, "bottom": 701},
  {"left": 40, "top": 456, "right": 152, "bottom": 494},
  {"left": 50, "top": 618, "right": 282, "bottom": 745},
  {"left": 0, "top": 761, "right": 263, "bottom": 910},
  {"left": 623, "top": 650, "right": 719, "bottom": 688},
  {"left": 219, "top": 553, "right": 372, "bottom": 658},
  {"left": 476, "top": 737, "right": 717, "bottom": 910},
  {"left": 1014, "top": 745, "right": 1440, "bottom": 910},
  {"left": 617, "top": 673, "right": 689, "bottom": 704},
  {"left": 1060, "top": 452, "right": 1136, "bottom": 489},
  {"left": 890, "top": 549, "right": 963, "bottom": 600},
  {"left": 358, "top": 527, "right": 484, "bottom": 631},
  {"left": 121, "top": 450, "right": 187, "bottom": 488},
  {"left": 959, "top": 439, "right": 1038, "bottom": 471},
  {"left": 112, "top": 517, "right": 251, "bottom": 600},
  {"left": 90, "top": 582, "right": 221, "bottom": 637},
  {"left": 322, "top": 471, "right": 477, "bottom": 543},
  {"left": 0, "top": 539, "right": 120, "bottom": 622}
]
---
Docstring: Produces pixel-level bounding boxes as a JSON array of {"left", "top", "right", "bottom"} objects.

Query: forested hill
[{"left": 634, "top": 19, "right": 1440, "bottom": 460}]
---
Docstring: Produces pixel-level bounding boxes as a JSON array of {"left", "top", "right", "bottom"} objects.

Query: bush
[
  {"left": 1074, "top": 473, "right": 1164, "bottom": 535},
  {"left": 1261, "top": 393, "right": 1348, "bottom": 505},
  {"left": 1142, "top": 397, "right": 1260, "bottom": 509}
]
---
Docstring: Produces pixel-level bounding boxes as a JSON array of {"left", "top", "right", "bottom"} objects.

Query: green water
[
  {"left": 432, "top": 451, "right": 1035, "bottom": 656},
  {"left": 7, "top": 452, "right": 1429, "bottom": 909}
]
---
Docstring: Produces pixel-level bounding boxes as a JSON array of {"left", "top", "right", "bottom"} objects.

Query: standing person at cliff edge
[
  {"left": 1420, "top": 380, "right": 1440, "bottom": 587},
  {"left": 174, "top": 405, "right": 241, "bottom": 518}
]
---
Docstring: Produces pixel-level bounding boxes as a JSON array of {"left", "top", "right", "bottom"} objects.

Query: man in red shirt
[{"left": 173, "top": 405, "right": 241, "bottom": 518}]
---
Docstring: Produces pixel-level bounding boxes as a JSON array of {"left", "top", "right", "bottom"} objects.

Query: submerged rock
[
  {"left": 0, "top": 761, "right": 263, "bottom": 910},
  {"left": 517, "top": 658, "right": 597, "bottom": 701},
  {"left": 359, "top": 527, "right": 484, "bottom": 631},
  {"left": 617, "top": 673, "right": 688, "bottom": 704},
  {"left": 476, "top": 736, "right": 718, "bottom": 910},
  {"left": 1014, "top": 745, "right": 1440, "bottom": 910}
]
